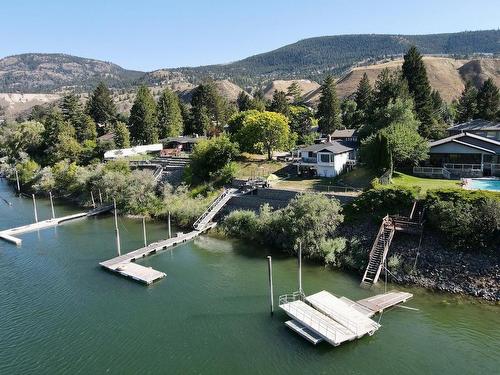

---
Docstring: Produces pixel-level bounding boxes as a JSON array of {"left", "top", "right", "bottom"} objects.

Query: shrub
[
  {"left": 342, "top": 236, "right": 369, "bottom": 271},
  {"left": 322, "top": 237, "right": 347, "bottom": 268},
  {"left": 222, "top": 210, "right": 260, "bottom": 240},
  {"left": 387, "top": 254, "right": 402, "bottom": 272}
]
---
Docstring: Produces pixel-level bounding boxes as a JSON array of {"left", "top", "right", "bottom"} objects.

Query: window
[{"left": 320, "top": 153, "right": 331, "bottom": 163}]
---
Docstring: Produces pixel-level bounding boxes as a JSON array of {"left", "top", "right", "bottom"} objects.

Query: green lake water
[{"left": 0, "top": 179, "right": 498, "bottom": 374}]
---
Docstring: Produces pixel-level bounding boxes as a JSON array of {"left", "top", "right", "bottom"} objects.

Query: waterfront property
[
  {"left": 414, "top": 132, "right": 500, "bottom": 178},
  {"left": 161, "top": 135, "right": 206, "bottom": 154},
  {"left": 103, "top": 143, "right": 163, "bottom": 160},
  {"left": 294, "top": 141, "right": 356, "bottom": 178}
]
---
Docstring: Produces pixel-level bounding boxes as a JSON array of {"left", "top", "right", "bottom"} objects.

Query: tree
[
  {"left": 316, "top": 75, "right": 342, "bottom": 134},
  {"left": 157, "top": 88, "right": 183, "bottom": 138},
  {"left": 242, "top": 111, "right": 290, "bottom": 160},
  {"left": 236, "top": 91, "right": 253, "bottom": 112},
  {"left": 190, "top": 81, "right": 229, "bottom": 136},
  {"left": 476, "top": 78, "right": 500, "bottom": 121},
  {"left": 249, "top": 90, "right": 267, "bottom": 112},
  {"left": 113, "top": 121, "right": 131, "bottom": 148},
  {"left": 0, "top": 121, "right": 45, "bottom": 159},
  {"left": 341, "top": 99, "right": 358, "bottom": 128},
  {"left": 129, "top": 85, "right": 158, "bottom": 145},
  {"left": 402, "top": 46, "right": 434, "bottom": 135},
  {"left": 289, "top": 106, "right": 315, "bottom": 143},
  {"left": 354, "top": 73, "right": 373, "bottom": 122},
  {"left": 86, "top": 82, "right": 116, "bottom": 134},
  {"left": 372, "top": 68, "right": 409, "bottom": 114},
  {"left": 60, "top": 93, "right": 83, "bottom": 125},
  {"left": 286, "top": 82, "right": 302, "bottom": 103},
  {"left": 188, "top": 134, "right": 240, "bottom": 185},
  {"left": 269, "top": 90, "right": 290, "bottom": 117},
  {"left": 456, "top": 81, "right": 478, "bottom": 123},
  {"left": 74, "top": 115, "right": 97, "bottom": 142}
]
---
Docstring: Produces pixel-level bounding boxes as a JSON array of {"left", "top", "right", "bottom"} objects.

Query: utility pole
[
  {"left": 142, "top": 217, "right": 147, "bottom": 247},
  {"left": 267, "top": 256, "right": 274, "bottom": 315},
  {"left": 113, "top": 198, "right": 121, "bottom": 256},
  {"left": 49, "top": 191, "right": 55, "bottom": 219},
  {"left": 32, "top": 194, "right": 38, "bottom": 223}
]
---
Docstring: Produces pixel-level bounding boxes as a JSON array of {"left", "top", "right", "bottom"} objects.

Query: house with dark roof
[
  {"left": 415, "top": 132, "right": 500, "bottom": 177},
  {"left": 160, "top": 135, "right": 206, "bottom": 153},
  {"left": 294, "top": 141, "right": 355, "bottom": 178},
  {"left": 448, "top": 119, "right": 500, "bottom": 141}
]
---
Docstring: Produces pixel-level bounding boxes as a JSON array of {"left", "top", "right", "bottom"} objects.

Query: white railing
[
  {"left": 193, "top": 189, "right": 234, "bottom": 230},
  {"left": 442, "top": 167, "right": 451, "bottom": 179},
  {"left": 444, "top": 163, "right": 483, "bottom": 171},
  {"left": 413, "top": 166, "right": 444, "bottom": 174},
  {"left": 310, "top": 300, "right": 361, "bottom": 335}
]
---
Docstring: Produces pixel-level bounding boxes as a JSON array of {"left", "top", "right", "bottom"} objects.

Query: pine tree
[
  {"left": 60, "top": 93, "right": 83, "bottom": 125},
  {"left": 286, "top": 82, "right": 302, "bottom": 104},
  {"left": 354, "top": 73, "right": 373, "bottom": 115},
  {"left": 190, "top": 81, "right": 228, "bottom": 136},
  {"left": 372, "top": 69, "right": 409, "bottom": 111},
  {"left": 86, "top": 82, "right": 116, "bottom": 134},
  {"left": 113, "top": 121, "right": 131, "bottom": 148},
  {"left": 74, "top": 114, "right": 97, "bottom": 142},
  {"left": 128, "top": 85, "right": 158, "bottom": 145},
  {"left": 316, "top": 75, "right": 342, "bottom": 134},
  {"left": 269, "top": 90, "right": 290, "bottom": 117},
  {"left": 456, "top": 81, "right": 478, "bottom": 123},
  {"left": 237, "top": 91, "right": 253, "bottom": 111},
  {"left": 476, "top": 78, "right": 500, "bottom": 121},
  {"left": 157, "top": 88, "right": 183, "bottom": 138},
  {"left": 402, "top": 46, "right": 434, "bottom": 134}
]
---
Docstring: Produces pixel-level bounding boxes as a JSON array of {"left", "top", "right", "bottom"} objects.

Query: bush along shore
[{"left": 220, "top": 185, "right": 500, "bottom": 302}]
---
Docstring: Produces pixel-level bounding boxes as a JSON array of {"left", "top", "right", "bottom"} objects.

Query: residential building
[
  {"left": 294, "top": 141, "right": 355, "bottom": 178},
  {"left": 448, "top": 119, "right": 500, "bottom": 141},
  {"left": 161, "top": 135, "right": 206, "bottom": 153}
]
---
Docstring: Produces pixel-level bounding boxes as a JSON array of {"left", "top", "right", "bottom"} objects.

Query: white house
[
  {"left": 294, "top": 142, "right": 354, "bottom": 178},
  {"left": 104, "top": 144, "right": 163, "bottom": 160}
]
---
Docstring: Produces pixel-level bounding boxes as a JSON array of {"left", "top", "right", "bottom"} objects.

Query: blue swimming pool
[{"left": 469, "top": 178, "right": 500, "bottom": 191}]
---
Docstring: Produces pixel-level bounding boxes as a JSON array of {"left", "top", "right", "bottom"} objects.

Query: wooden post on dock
[
  {"left": 90, "top": 191, "right": 96, "bottom": 208},
  {"left": 267, "top": 256, "right": 274, "bottom": 316},
  {"left": 142, "top": 217, "right": 147, "bottom": 247},
  {"left": 15, "top": 169, "right": 20, "bottom": 194},
  {"left": 298, "top": 241, "right": 303, "bottom": 294},
  {"left": 98, "top": 189, "right": 103, "bottom": 205},
  {"left": 32, "top": 194, "right": 38, "bottom": 223},
  {"left": 49, "top": 191, "right": 55, "bottom": 219},
  {"left": 168, "top": 211, "right": 172, "bottom": 239},
  {"left": 113, "top": 198, "right": 121, "bottom": 256}
]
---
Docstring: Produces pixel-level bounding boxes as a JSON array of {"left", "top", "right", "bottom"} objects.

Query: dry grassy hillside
[
  {"left": 263, "top": 79, "right": 320, "bottom": 100},
  {"left": 0, "top": 93, "right": 61, "bottom": 120}
]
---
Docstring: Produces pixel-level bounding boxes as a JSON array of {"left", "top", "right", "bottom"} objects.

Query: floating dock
[
  {"left": 0, "top": 213, "right": 88, "bottom": 245},
  {"left": 280, "top": 290, "right": 413, "bottom": 346},
  {"left": 99, "top": 223, "right": 215, "bottom": 285}
]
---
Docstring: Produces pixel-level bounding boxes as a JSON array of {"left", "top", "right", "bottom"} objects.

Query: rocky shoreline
[{"left": 339, "top": 220, "right": 500, "bottom": 302}]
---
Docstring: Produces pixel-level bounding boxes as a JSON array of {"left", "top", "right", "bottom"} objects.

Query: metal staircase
[
  {"left": 360, "top": 216, "right": 395, "bottom": 287},
  {"left": 193, "top": 188, "right": 238, "bottom": 231}
]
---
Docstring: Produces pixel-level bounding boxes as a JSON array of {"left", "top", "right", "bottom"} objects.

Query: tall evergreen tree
[
  {"left": 237, "top": 91, "right": 253, "bottom": 112},
  {"left": 190, "top": 81, "right": 228, "bottom": 136},
  {"left": 129, "top": 85, "right": 158, "bottom": 145},
  {"left": 157, "top": 88, "right": 183, "bottom": 138},
  {"left": 86, "top": 82, "right": 116, "bottom": 134},
  {"left": 354, "top": 73, "right": 373, "bottom": 115},
  {"left": 476, "top": 78, "right": 500, "bottom": 121},
  {"left": 286, "top": 82, "right": 302, "bottom": 104},
  {"left": 372, "top": 69, "right": 409, "bottom": 112},
  {"left": 113, "top": 121, "right": 131, "bottom": 148},
  {"left": 74, "top": 115, "right": 97, "bottom": 142},
  {"left": 316, "top": 75, "right": 342, "bottom": 134},
  {"left": 269, "top": 90, "right": 290, "bottom": 117},
  {"left": 456, "top": 81, "right": 478, "bottom": 123},
  {"left": 402, "top": 46, "right": 434, "bottom": 135},
  {"left": 60, "top": 93, "right": 83, "bottom": 125}
]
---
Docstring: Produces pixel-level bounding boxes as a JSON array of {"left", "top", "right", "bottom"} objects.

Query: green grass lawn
[
  {"left": 391, "top": 172, "right": 461, "bottom": 192},
  {"left": 234, "top": 160, "right": 288, "bottom": 179}
]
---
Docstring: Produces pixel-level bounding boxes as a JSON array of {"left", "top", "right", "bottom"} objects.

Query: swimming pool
[{"left": 468, "top": 178, "right": 500, "bottom": 191}]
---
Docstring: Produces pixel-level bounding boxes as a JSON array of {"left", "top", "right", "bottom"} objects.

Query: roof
[
  {"left": 331, "top": 129, "right": 358, "bottom": 138},
  {"left": 299, "top": 141, "right": 353, "bottom": 154},
  {"left": 97, "top": 132, "right": 115, "bottom": 141},
  {"left": 162, "top": 136, "right": 206, "bottom": 144},
  {"left": 448, "top": 119, "right": 500, "bottom": 132},
  {"left": 429, "top": 132, "right": 500, "bottom": 148}
]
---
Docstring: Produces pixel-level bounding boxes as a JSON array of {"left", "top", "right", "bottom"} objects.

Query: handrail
[{"left": 193, "top": 189, "right": 234, "bottom": 230}]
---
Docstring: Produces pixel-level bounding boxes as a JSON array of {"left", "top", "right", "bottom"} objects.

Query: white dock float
[
  {"left": 306, "top": 291, "right": 380, "bottom": 337},
  {"left": 285, "top": 320, "right": 324, "bottom": 345},
  {"left": 0, "top": 212, "right": 87, "bottom": 245},
  {"left": 100, "top": 223, "right": 215, "bottom": 285}
]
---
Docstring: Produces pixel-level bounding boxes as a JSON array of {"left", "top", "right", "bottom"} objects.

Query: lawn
[
  {"left": 390, "top": 172, "right": 461, "bottom": 192},
  {"left": 234, "top": 158, "right": 288, "bottom": 179}
]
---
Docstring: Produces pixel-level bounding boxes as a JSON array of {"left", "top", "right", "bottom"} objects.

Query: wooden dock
[
  {"left": 280, "top": 290, "right": 413, "bottom": 346},
  {"left": 99, "top": 223, "right": 215, "bottom": 285}
]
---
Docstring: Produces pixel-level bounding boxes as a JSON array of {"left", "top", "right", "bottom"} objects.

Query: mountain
[
  {"left": 158, "top": 30, "right": 500, "bottom": 87},
  {"left": 0, "top": 53, "right": 144, "bottom": 92}
]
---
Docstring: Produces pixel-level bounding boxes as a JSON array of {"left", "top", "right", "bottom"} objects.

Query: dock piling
[
  {"left": 298, "top": 241, "right": 303, "bottom": 294},
  {"left": 168, "top": 211, "right": 172, "bottom": 239},
  {"left": 49, "top": 191, "right": 55, "bottom": 219},
  {"left": 142, "top": 216, "right": 147, "bottom": 247},
  {"left": 267, "top": 256, "right": 274, "bottom": 315},
  {"left": 32, "top": 194, "right": 38, "bottom": 223},
  {"left": 15, "top": 169, "right": 21, "bottom": 194},
  {"left": 90, "top": 191, "right": 96, "bottom": 208},
  {"left": 113, "top": 198, "right": 121, "bottom": 256},
  {"left": 98, "top": 189, "right": 103, "bottom": 205}
]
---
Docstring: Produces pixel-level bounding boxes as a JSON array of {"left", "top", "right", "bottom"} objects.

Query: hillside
[
  {"left": 262, "top": 79, "right": 320, "bottom": 100},
  {"left": 0, "top": 53, "right": 144, "bottom": 93},
  {"left": 160, "top": 30, "right": 500, "bottom": 86}
]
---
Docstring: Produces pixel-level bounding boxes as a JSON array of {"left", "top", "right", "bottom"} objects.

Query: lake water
[{"left": 0, "top": 179, "right": 498, "bottom": 374}]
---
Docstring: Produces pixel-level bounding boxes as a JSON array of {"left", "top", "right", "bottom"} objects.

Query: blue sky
[{"left": 1, "top": 0, "right": 498, "bottom": 71}]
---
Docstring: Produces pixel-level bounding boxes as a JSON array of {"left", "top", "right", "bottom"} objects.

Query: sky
[{"left": 1, "top": 0, "right": 498, "bottom": 72}]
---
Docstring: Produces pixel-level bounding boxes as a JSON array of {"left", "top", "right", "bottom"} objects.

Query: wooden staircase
[{"left": 360, "top": 215, "right": 396, "bottom": 287}]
